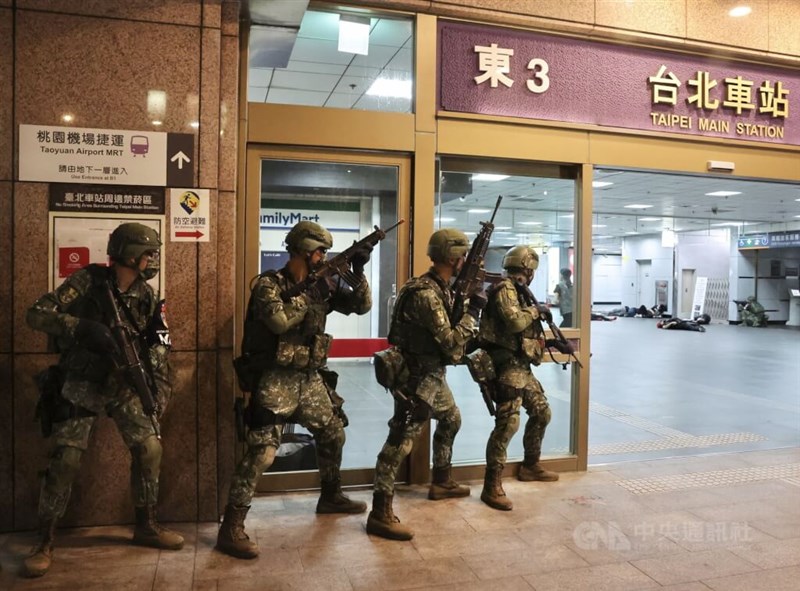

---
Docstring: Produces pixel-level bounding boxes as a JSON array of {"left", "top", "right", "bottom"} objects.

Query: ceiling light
[
  {"left": 61, "top": 114, "right": 74, "bottom": 123},
  {"left": 593, "top": 181, "right": 614, "bottom": 188},
  {"left": 468, "top": 208, "right": 491, "bottom": 213},
  {"left": 438, "top": 217, "right": 455, "bottom": 222},
  {"left": 472, "top": 174, "right": 509, "bottom": 182},
  {"left": 624, "top": 204, "right": 653, "bottom": 209},
  {"left": 625, "top": 231, "right": 639, "bottom": 235},
  {"left": 705, "top": 191, "right": 741, "bottom": 197},
  {"left": 794, "top": 215, "right": 800, "bottom": 218},
  {"left": 495, "top": 226, "right": 512, "bottom": 230},
  {"left": 519, "top": 221, "right": 542, "bottom": 226},
  {"left": 559, "top": 214, "right": 574, "bottom": 218},
  {"left": 366, "top": 78, "right": 412, "bottom": 99},
  {"left": 638, "top": 217, "right": 661, "bottom": 221},
  {"left": 729, "top": 6, "right": 752, "bottom": 17},
  {"left": 152, "top": 120, "right": 163, "bottom": 126},
  {"left": 592, "top": 224, "right": 607, "bottom": 228},
  {"left": 795, "top": 198, "right": 800, "bottom": 202},
  {"left": 338, "top": 14, "right": 370, "bottom": 55}
]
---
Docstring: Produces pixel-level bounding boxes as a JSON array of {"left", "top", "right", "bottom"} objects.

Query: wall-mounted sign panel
[
  {"left": 738, "top": 231, "right": 800, "bottom": 249},
  {"left": 19, "top": 124, "right": 195, "bottom": 187},
  {"left": 49, "top": 184, "right": 165, "bottom": 214},
  {"left": 170, "top": 188, "right": 210, "bottom": 242},
  {"left": 439, "top": 21, "right": 800, "bottom": 145}
]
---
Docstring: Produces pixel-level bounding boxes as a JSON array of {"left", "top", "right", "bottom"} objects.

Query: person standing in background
[{"left": 554, "top": 268, "right": 573, "bottom": 328}]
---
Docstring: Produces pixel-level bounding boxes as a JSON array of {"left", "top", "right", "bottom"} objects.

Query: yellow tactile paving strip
[
  {"left": 615, "top": 463, "right": 800, "bottom": 494},
  {"left": 590, "top": 432, "right": 768, "bottom": 456}
]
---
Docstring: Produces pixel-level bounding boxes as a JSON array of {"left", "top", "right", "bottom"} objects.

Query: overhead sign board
[
  {"left": 170, "top": 188, "right": 210, "bottom": 242},
  {"left": 19, "top": 124, "right": 195, "bottom": 187}
]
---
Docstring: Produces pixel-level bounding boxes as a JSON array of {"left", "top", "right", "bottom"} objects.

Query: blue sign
[
  {"left": 738, "top": 232, "right": 800, "bottom": 250},
  {"left": 738, "top": 235, "right": 769, "bottom": 249}
]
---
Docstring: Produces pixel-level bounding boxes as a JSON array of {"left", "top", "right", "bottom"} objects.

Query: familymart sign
[{"left": 439, "top": 21, "right": 799, "bottom": 145}]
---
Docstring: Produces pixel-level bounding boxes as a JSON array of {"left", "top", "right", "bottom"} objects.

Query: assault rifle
[
  {"left": 484, "top": 272, "right": 583, "bottom": 370},
  {"left": 280, "top": 219, "right": 404, "bottom": 301},
  {"left": 104, "top": 282, "right": 162, "bottom": 439},
  {"left": 451, "top": 195, "right": 502, "bottom": 325}
]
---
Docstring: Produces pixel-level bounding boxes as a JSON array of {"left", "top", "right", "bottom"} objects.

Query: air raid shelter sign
[{"left": 439, "top": 21, "right": 799, "bottom": 146}]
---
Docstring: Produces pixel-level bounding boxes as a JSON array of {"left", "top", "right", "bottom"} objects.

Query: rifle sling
[{"left": 107, "top": 280, "right": 158, "bottom": 384}]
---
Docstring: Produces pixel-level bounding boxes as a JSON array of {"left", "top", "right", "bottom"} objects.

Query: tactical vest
[
  {"left": 388, "top": 273, "right": 450, "bottom": 361},
  {"left": 240, "top": 269, "right": 331, "bottom": 370},
  {"left": 479, "top": 278, "right": 544, "bottom": 365}
]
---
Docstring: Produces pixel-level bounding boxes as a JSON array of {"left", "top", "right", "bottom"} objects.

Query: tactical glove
[
  {"left": 350, "top": 243, "right": 373, "bottom": 275},
  {"left": 74, "top": 319, "right": 118, "bottom": 354},
  {"left": 467, "top": 290, "right": 488, "bottom": 320}
]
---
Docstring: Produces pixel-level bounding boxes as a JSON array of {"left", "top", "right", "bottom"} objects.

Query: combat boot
[
  {"left": 216, "top": 504, "right": 259, "bottom": 559},
  {"left": 316, "top": 479, "right": 367, "bottom": 514},
  {"left": 133, "top": 505, "right": 184, "bottom": 550},
  {"left": 517, "top": 461, "right": 559, "bottom": 482},
  {"left": 428, "top": 465, "right": 470, "bottom": 500},
  {"left": 366, "top": 491, "right": 413, "bottom": 541},
  {"left": 480, "top": 467, "right": 513, "bottom": 511},
  {"left": 22, "top": 519, "right": 57, "bottom": 578}
]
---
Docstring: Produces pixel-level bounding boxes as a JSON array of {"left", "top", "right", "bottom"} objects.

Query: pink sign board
[{"left": 439, "top": 21, "right": 799, "bottom": 145}]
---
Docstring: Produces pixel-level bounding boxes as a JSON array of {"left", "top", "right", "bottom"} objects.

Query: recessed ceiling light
[
  {"left": 705, "top": 191, "right": 741, "bottom": 197},
  {"left": 638, "top": 217, "right": 661, "bottom": 221},
  {"left": 559, "top": 214, "right": 574, "bottom": 218},
  {"left": 795, "top": 198, "right": 800, "bottom": 202},
  {"left": 495, "top": 226, "right": 512, "bottom": 230},
  {"left": 625, "top": 231, "right": 639, "bottom": 234},
  {"left": 729, "top": 6, "right": 752, "bottom": 17},
  {"left": 366, "top": 78, "right": 412, "bottom": 99},
  {"left": 592, "top": 224, "right": 607, "bottom": 228},
  {"left": 438, "top": 217, "right": 455, "bottom": 222},
  {"left": 624, "top": 204, "right": 653, "bottom": 209},
  {"left": 593, "top": 181, "right": 614, "bottom": 188},
  {"left": 338, "top": 14, "right": 370, "bottom": 55},
  {"left": 519, "top": 221, "right": 542, "bottom": 226},
  {"left": 472, "top": 174, "right": 509, "bottom": 182},
  {"left": 468, "top": 208, "right": 491, "bottom": 213},
  {"left": 795, "top": 215, "right": 800, "bottom": 218}
]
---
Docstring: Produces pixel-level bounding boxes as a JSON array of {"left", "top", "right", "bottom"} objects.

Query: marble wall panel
[
  {"left": 204, "top": 0, "right": 222, "bottom": 29},
  {"left": 221, "top": 0, "right": 240, "bottom": 37},
  {"left": 0, "top": 9, "right": 11, "bottom": 182},
  {"left": 198, "top": 190, "right": 219, "bottom": 349},
  {"left": 216, "top": 349, "right": 236, "bottom": 513},
  {"left": 218, "top": 35, "right": 239, "bottom": 193},
  {"left": 687, "top": 0, "right": 770, "bottom": 52},
  {"left": 769, "top": 0, "right": 800, "bottom": 57},
  {"left": 0, "top": 182, "right": 10, "bottom": 353},
  {"left": 15, "top": 11, "right": 200, "bottom": 145},
  {"left": 164, "top": 200, "right": 198, "bottom": 352},
  {"left": 158, "top": 351, "right": 199, "bottom": 522},
  {"left": 217, "top": 191, "right": 235, "bottom": 349},
  {"left": 199, "top": 28, "right": 221, "bottom": 190},
  {"left": 0, "top": 0, "right": 9, "bottom": 7},
  {"left": 0, "top": 354, "right": 11, "bottom": 532},
  {"left": 596, "top": 0, "right": 685, "bottom": 39},
  {"left": 197, "top": 350, "right": 218, "bottom": 520},
  {"left": 13, "top": 183, "right": 50, "bottom": 353},
  {"left": 431, "top": 0, "right": 594, "bottom": 24},
  {"left": 18, "top": 0, "right": 201, "bottom": 26}
]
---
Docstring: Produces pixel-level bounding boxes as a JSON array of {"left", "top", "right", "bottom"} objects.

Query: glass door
[{"left": 243, "top": 147, "right": 410, "bottom": 492}]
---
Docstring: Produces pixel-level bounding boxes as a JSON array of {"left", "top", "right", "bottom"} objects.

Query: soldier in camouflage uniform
[
  {"left": 217, "top": 221, "right": 373, "bottom": 559},
  {"left": 477, "top": 245, "right": 559, "bottom": 512},
  {"left": 366, "top": 228, "right": 487, "bottom": 541},
  {"left": 23, "top": 223, "right": 182, "bottom": 578},
  {"left": 740, "top": 295, "right": 768, "bottom": 327}
]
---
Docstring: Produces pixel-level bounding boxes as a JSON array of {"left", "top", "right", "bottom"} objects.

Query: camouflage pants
[
  {"left": 38, "top": 391, "right": 160, "bottom": 520},
  {"left": 227, "top": 368, "right": 345, "bottom": 507},
  {"left": 374, "top": 369, "right": 461, "bottom": 494},
  {"left": 485, "top": 373, "right": 551, "bottom": 471}
]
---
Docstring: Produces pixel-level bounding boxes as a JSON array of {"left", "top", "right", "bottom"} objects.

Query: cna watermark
[{"left": 572, "top": 520, "right": 753, "bottom": 550}]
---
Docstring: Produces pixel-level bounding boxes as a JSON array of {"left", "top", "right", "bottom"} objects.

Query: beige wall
[{"left": 1, "top": 0, "right": 240, "bottom": 531}]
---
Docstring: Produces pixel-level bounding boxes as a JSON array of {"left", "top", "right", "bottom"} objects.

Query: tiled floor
[{"left": 2, "top": 446, "right": 799, "bottom": 590}]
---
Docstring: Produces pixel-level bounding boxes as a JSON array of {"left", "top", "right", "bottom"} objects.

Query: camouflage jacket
[
  {"left": 388, "top": 268, "right": 477, "bottom": 370},
  {"left": 241, "top": 267, "right": 371, "bottom": 370},
  {"left": 26, "top": 264, "right": 170, "bottom": 409},
  {"left": 479, "top": 277, "right": 545, "bottom": 366}
]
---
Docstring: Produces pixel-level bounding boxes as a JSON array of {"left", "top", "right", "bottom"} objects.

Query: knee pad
[
  {"left": 132, "top": 435, "right": 163, "bottom": 477},
  {"left": 251, "top": 445, "right": 277, "bottom": 472}
]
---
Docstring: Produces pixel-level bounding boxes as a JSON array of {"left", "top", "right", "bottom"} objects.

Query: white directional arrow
[{"left": 170, "top": 151, "right": 191, "bottom": 170}]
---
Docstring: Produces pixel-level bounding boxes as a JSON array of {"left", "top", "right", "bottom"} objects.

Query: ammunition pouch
[
  {"left": 520, "top": 336, "right": 545, "bottom": 365},
  {"left": 34, "top": 366, "right": 95, "bottom": 437},
  {"left": 275, "top": 333, "right": 332, "bottom": 369},
  {"left": 465, "top": 349, "right": 496, "bottom": 384},
  {"left": 373, "top": 346, "right": 410, "bottom": 390}
]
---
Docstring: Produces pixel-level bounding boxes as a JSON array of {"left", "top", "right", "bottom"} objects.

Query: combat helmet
[
  {"left": 107, "top": 223, "right": 161, "bottom": 261},
  {"left": 502, "top": 245, "right": 539, "bottom": 271},
  {"left": 427, "top": 228, "right": 470, "bottom": 263},
  {"left": 285, "top": 221, "right": 333, "bottom": 253}
]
